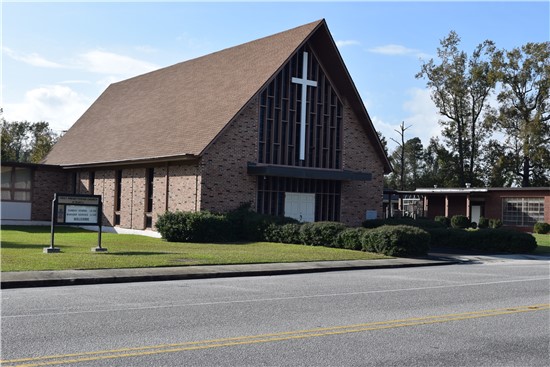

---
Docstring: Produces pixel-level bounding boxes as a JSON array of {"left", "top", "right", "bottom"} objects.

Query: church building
[{"left": 40, "top": 19, "right": 392, "bottom": 230}]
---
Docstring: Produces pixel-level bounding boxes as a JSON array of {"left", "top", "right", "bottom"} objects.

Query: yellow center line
[{"left": 3, "top": 304, "right": 548, "bottom": 367}]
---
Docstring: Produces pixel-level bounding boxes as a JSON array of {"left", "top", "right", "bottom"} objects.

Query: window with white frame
[{"left": 502, "top": 197, "right": 545, "bottom": 226}]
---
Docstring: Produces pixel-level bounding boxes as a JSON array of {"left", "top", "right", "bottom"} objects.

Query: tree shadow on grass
[
  {"left": 108, "top": 252, "right": 175, "bottom": 256},
  {"left": 1, "top": 225, "right": 91, "bottom": 234},
  {"left": 1, "top": 242, "right": 50, "bottom": 249}
]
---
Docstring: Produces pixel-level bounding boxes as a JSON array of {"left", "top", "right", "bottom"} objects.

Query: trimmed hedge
[
  {"left": 264, "top": 223, "right": 302, "bottom": 244},
  {"left": 478, "top": 217, "right": 490, "bottom": 229},
  {"left": 451, "top": 215, "right": 470, "bottom": 229},
  {"left": 155, "top": 211, "right": 234, "bottom": 243},
  {"left": 427, "top": 228, "right": 537, "bottom": 253},
  {"left": 225, "top": 203, "right": 298, "bottom": 241},
  {"left": 434, "top": 216, "right": 450, "bottom": 228},
  {"left": 534, "top": 222, "right": 550, "bottom": 234},
  {"left": 489, "top": 218, "right": 503, "bottom": 229},
  {"left": 362, "top": 218, "right": 446, "bottom": 230},
  {"left": 335, "top": 227, "right": 368, "bottom": 251},
  {"left": 299, "top": 222, "right": 347, "bottom": 247},
  {"left": 361, "top": 225, "right": 430, "bottom": 257},
  {"left": 156, "top": 204, "right": 298, "bottom": 243}
]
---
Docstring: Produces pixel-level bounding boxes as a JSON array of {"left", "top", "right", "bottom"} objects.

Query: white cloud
[
  {"left": 402, "top": 88, "right": 441, "bottom": 146},
  {"left": 134, "top": 45, "right": 158, "bottom": 54},
  {"left": 2, "top": 46, "right": 64, "bottom": 68},
  {"left": 3, "top": 85, "right": 91, "bottom": 132},
  {"left": 336, "top": 40, "right": 360, "bottom": 48},
  {"left": 368, "top": 44, "right": 430, "bottom": 59},
  {"left": 76, "top": 50, "right": 159, "bottom": 78}
]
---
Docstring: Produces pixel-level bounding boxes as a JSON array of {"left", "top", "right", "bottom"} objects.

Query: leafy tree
[
  {"left": 417, "top": 137, "right": 460, "bottom": 188},
  {"left": 376, "top": 130, "right": 389, "bottom": 157},
  {"left": 1, "top": 119, "right": 59, "bottom": 163},
  {"left": 417, "top": 31, "right": 496, "bottom": 187},
  {"left": 385, "top": 136, "right": 425, "bottom": 190},
  {"left": 488, "top": 41, "right": 550, "bottom": 187}
]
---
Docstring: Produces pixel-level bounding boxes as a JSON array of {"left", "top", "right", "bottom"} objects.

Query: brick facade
[
  {"left": 340, "top": 105, "right": 385, "bottom": 226},
  {"left": 31, "top": 168, "right": 69, "bottom": 221},
  {"left": 93, "top": 170, "right": 116, "bottom": 226},
  {"left": 199, "top": 97, "right": 259, "bottom": 214},
  {"left": 63, "top": 92, "right": 387, "bottom": 230},
  {"left": 167, "top": 163, "right": 200, "bottom": 214},
  {"left": 421, "top": 188, "right": 550, "bottom": 231}
]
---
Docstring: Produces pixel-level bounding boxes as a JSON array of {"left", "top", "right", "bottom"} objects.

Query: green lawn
[
  {"left": 533, "top": 233, "right": 550, "bottom": 254},
  {"left": 0, "top": 226, "right": 389, "bottom": 272}
]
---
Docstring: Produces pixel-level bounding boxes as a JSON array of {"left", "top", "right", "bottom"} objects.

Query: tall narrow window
[
  {"left": 89, "top": 171, "right": 95, "bottom": 195},
  {"left": 70, "top": 173, "right": 77, "bottom": 194},
  {"left": 145, "top": 168, "right": 154, "bottom": 228},
  {"left": 115, "top": 170, "right": 122, "bottom": 226}
]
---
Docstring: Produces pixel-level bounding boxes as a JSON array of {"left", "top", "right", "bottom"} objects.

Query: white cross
[{"left": 292, "top": 52, "right": 317, "bottom": 161}]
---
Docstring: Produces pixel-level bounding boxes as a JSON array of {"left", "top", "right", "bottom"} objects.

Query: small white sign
[
  {"left": 365, "top": 210, "right": 378, "bottom": 220},
  {"left": 65, "top": 205, "right": 99, "bottom": 224}
]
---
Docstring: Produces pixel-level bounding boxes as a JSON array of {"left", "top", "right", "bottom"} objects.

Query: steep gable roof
[{"left": 44, "top": 19, "right": 391, "bottom": 173}]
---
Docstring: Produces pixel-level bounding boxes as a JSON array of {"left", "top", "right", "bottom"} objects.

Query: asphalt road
[{"left": 2, "top": 260, "right": 549, "bottom": 366}]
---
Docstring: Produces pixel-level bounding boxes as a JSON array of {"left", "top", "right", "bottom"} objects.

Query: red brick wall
[
  {"left": 485, "top": 189, "right": 550, "bottom": 229},
  {"left": 115, "top": 168, "right": 147, "bottom": 229},
  {"left": 93, "top": 170, "right": 116, "bottom": 226},
  {"left": 31, "top": 169, "right": 68, "bottom": 221},
  {"left": 425, "top": 195, "right": 446, "bottom": 219},
  {"left": 167, "top": 163, "right": 200, "bottom": 214},
  {"left": 199, "top": 97, "right": 258, "bottom": 213},
  {"left": 340, "top": 105, "right": 385, "bottom": 226}
]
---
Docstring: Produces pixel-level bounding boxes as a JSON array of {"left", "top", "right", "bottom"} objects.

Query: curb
[{"left": 1, "top": 258, "right": 460, "bottom": 289}]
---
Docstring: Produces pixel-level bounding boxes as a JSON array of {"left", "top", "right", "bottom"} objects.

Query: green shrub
[
  {"left": 299, "top": 222, "right": 347, "bottom": 247},
  {"left": 434, "top": 216, "right": 450, "bottom": 228},
  {"left": 478, "top": 217, "right": 489, "bottom": 229},
  {"left": 426, "top": 227, "right": 537, "bottom": 253},
  {"left": 226, "top": 203, "right": 298, "bottom": 241},
  {"left": 264, "top": 223, "right": 302, "bottom": 244},
  {"left": 533, "top": 222, "right": 550, "bottom": 234},
  {"left": 471, "top": 229, "right": 536, "bottom": 253},
  {"left": 489, "top": 218, "right": 503, "bottom": 229},
  {"left": 451, "top": 215, "right": 470, "bottom": 229},
  {"left": 427, "top": 228, "right": 469, "bottom": 248},
  {"left": 362, "top": 218, "right": 445, "bottom": 230},
  {"left": 361, "top": 225, "right": 430, "bottom": 257},
  {"left": 335, "top": 227, "right": 368, "bottom": 250},
  {"left": 155, "top": 211, "right": 235, "bottom": 243}
]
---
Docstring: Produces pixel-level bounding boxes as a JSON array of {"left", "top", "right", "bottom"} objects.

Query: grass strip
[{"left": 1, "top": 226, "right": 388, "bottom": 272}]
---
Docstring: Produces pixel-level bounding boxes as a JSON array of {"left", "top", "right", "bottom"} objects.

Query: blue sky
[{"left": 2, "top": 1, "right": 549, "bottom": 151}]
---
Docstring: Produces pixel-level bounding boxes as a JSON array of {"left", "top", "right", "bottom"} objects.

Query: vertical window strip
[{"left": 258, "top": 46, "right": 343, "bottom": 169}]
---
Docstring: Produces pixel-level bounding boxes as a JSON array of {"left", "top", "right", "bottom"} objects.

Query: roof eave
[{"left": 57, "top": 154, "right": 199, "bottom": 170}]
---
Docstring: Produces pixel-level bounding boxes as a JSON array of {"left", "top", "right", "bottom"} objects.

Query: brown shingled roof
[
  {"left": 44, "top": 19, "right": 392, "bottom": 173},
  {"left": 44, "top": 20, "right": 324, "bottom": 166}
]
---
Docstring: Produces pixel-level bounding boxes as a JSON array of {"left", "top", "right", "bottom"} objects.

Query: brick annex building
[{"left": 2, "top": 20, "right": 393, "bottom": 230}]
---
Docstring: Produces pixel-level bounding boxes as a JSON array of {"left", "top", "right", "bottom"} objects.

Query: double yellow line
[{"left": 3, "top": 304, "right": 549, "bottom": 367}]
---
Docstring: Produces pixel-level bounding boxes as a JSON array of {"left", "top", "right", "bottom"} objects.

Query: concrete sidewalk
[{"left": 1, "top": 257, "right": 460, "bottom": 289}]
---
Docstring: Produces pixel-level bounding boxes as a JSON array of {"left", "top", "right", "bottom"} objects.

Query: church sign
[
  {"left": 45, "top": 193, "right": 106, "bottom": 253},
  {"left": 54, "top": 194, "right": 101, "bottom": 225}
]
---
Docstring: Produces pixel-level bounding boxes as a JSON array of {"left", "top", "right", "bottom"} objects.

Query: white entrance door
[
  {"left": 471, "top": 205, "right": 481, "bottom": 224},
  {"left": 284, "top": 193, "right": 315, "bottom": 222}
]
